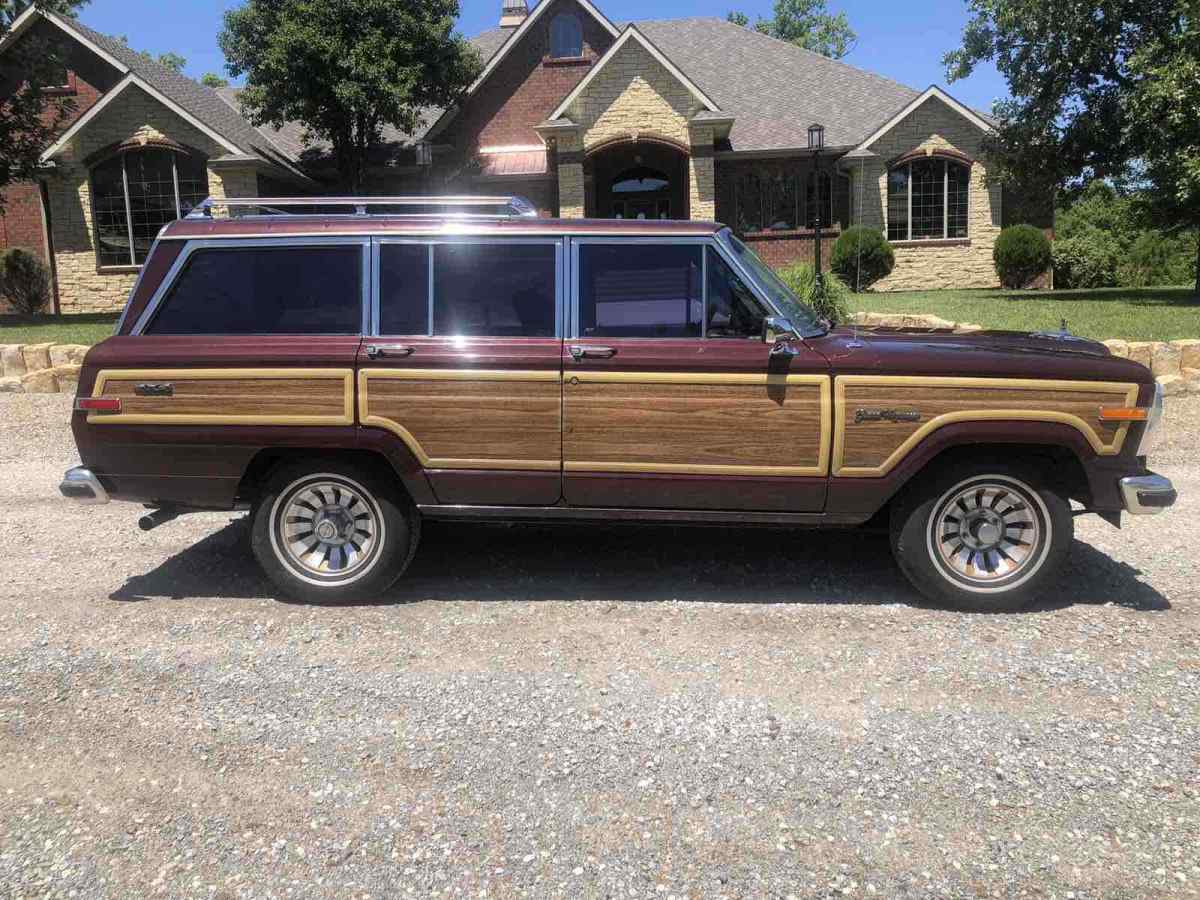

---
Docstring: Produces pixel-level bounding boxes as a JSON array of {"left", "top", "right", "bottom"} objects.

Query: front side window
[
  {"left": 886, "top": 157, "right": 970, "bottom": 241},
  {"left": 579, "top": 243, "right": 703, "bottom": 338},
  {"left": 146, "top": 245, "right": 362, "bottom": 335},
  {"left": 705, "top": 247, "right": 767, "bottom": 339},
  {"left": 91, "top": 148, "right": 208, "bottom": 267},
  {"left": 549, "top": 13, "right": 583, "bottom": 58},
  {"left": 377, "top": 241, "right": 558, "bottom": 337}
]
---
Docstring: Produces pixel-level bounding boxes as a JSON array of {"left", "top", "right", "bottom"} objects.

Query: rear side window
[
  {"left": 433, "top": 243, "right": 556, "bottom": 337},
  {"left": 578, "top": 243, "right": 702, "bottom": 338},
  {"left": 377, "top": 241, "right": 557, "bottom": 337},
  {"left": 146, "top": 245, "right": 362, "bottom": 335}
]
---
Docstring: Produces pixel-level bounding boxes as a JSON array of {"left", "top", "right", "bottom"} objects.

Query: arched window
[
  {"left": 886, "top": 157, "right": 970, "bottom": 241},
  {"left": 91, "top": 146, "right": 208, "bottom": 267},
  {"left": 549, "top": 13, "right": 583, "bottom": 58}
]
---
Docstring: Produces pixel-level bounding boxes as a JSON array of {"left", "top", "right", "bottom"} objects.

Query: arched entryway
[{"left": 584, "top": 137, "right": 690, "bottom": 220}]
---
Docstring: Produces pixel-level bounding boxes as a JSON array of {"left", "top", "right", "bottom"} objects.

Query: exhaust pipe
[{"left": 139, "top": 506, "right": 181, "bottom": 531}]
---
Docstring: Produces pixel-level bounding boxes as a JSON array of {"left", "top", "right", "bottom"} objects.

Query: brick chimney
[{"left": 500, "top": 0, "right": 529, "bottom": 28}]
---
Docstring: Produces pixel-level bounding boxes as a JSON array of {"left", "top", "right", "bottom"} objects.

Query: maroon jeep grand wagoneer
[{"left": 60, "top": 196, "right": 1175, "bottom": 610}]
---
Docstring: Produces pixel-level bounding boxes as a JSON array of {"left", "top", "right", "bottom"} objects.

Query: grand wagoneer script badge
[{"left": 855, "top": 408, "right": 921, "bottom": 424}]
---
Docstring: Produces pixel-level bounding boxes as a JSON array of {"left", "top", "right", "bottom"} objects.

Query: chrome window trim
[
  {"left": 567, "top": 234, "right": 782, "bottom": 341},
  {"left": 130, "top": 236, "right": 373, "bottom": 336},
  {"left": 371, "top": 235, "right": 565, "bottom": 339},
  {"left": 113, "top": 233, "right": 163, "bottom": 335}
]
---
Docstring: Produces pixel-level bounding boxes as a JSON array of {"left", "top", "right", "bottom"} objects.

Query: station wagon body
[{"left": 61, "top": 196, "right": 1176, "bottom": 610}]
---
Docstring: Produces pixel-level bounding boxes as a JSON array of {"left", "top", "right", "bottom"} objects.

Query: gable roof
[
  {"left": 853, "top": 85, "right": 995, "bottom": 153},
  {"left": 3, "top": 7, "right": 307, "bottom": 176},
  {"left": 547, "top": 24, "right": 720, "bottom": 121}
]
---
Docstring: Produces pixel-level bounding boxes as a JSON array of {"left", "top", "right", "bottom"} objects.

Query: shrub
[
  {"left": 1117, "top": 230, "right": 1197, "bottom": 287},
  {"left": 1052, "top": 231, "right": 1120, "bottom": 288},
  {"left": 777, "top": 261, "right": 851, "bottom": 325},
  {"left": 993, "top": 224, "right": 1052, "bottom": 288},
  {"left": 0, "top": 248, "right": 51, "bottom": 316},
  {"left": 830, "top": 226, "right": 895, "bottom": 291}
]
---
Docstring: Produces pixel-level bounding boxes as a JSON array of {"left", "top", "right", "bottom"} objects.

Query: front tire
[
  {"left": 250, "top": 460, "right": 419, "bottom": 602},
  {"left": 889, "top": 461, "right": 1072, "bottom": 612}
]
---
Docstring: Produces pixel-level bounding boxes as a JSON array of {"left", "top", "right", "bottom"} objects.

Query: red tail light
[{"left": 75, "top": 397, "right": 121, "bottom": 413}]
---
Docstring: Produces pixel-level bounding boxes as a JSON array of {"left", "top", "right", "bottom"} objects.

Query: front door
[
  {"left": 562, "top": 239, "right": 829, "bottom": 511},
  {"left": 357, "top": 237, "right": 564, "bottom": 505}
]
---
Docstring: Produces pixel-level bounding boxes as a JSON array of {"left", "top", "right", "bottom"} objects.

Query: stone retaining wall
[
  {"left": 848, "top": 312, "right": 1200, "bottom": 395},
  {"left": 0, "top": 343, "right": 86, "bottom": 394}
]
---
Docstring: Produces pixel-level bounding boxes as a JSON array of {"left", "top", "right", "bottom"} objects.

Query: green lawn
[
  {"left": 851, "top": 286, "right": 1200, "bottom": 341},
  {"left": 0, "top": 313, "right": 120, "bottom": 346}
]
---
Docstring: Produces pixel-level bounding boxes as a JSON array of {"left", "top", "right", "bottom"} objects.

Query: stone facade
[
  {"left": 44, "top": 83, "right": 245, "bottom": 313},
  {"left": 844, "top": 94, "right": 1004, "bottom": 291}
]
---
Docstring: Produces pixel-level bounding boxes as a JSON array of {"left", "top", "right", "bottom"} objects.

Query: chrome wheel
[
  {"left": 926, "top": 475, "right": 1050, "bottom": 593},
  {"left": 268, "top": 474, "right": 385, "bottom": 587}
]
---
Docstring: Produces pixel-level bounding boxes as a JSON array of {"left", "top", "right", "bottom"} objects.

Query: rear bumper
[
  {"left": 1119, "top": 473, "right": 1176, "bottom": 515},
  {"left": 59, "top": 466, "right": 109, "bottom": 505}
]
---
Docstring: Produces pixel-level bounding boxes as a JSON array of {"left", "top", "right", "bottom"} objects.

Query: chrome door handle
[
  {"left": 365, "top": 344, "right": 414, "bottom": 359},
  {"left": 568, "top": 345, "right": 617, "bottom": 360}
]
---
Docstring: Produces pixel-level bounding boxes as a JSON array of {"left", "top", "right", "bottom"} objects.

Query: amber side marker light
[
  {"left": 1098, "top": 406, "right": 1149, "bottom": 422},
  {"left": 75, "top": 397, "right": 121, "bottom": 413}
]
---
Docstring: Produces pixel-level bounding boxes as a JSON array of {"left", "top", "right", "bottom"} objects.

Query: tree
[
  {"left": 0, "top": 0, "right": 90, "bottom": 211},
  {"left": 945, "top": 0, "right": 1200, "bottom": 294},
  {"left": 219, "top": 0, "right": 481, "bottom": 192},
  {"left": 201, "top": 72, "right": 229, "bottom": 89},
  {"left": 113, "top": 36, "right": 186, "bottom": 72},
  {"left": 726, "top": 0, "right": 856, "bottom": 59}
]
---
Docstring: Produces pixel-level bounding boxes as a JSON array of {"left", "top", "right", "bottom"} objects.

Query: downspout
[{"left": 37, "top": 178, "right": 61, "bottom": 316}]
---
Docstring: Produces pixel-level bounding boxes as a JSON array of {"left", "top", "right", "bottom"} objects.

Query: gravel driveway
[{"left": 1, "top": 394, "right": 1197, "bottom": 898}]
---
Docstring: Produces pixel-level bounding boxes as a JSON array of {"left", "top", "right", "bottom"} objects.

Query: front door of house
[{"left": 561, "top": 237, "right": 829, "bottom": 512}]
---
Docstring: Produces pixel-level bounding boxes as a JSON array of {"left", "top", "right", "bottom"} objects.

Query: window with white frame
[
  {"left": 91, "top": 148, "right": 208, "bottom": 267},
  {"left": 886, "top": 157, "right": 970, "bottom": 241}
]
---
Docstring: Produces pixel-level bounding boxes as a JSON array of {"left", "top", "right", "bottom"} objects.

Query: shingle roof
[
  {"left": 56, "top": 15, "right": 303, "bottom": 170},
  {"left": 463, "top": 17, "right": 932, "bottom": 153}
]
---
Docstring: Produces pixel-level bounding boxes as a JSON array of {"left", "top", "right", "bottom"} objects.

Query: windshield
[{"left": 718, "top": 229, "right": 823, "bottom": 335}]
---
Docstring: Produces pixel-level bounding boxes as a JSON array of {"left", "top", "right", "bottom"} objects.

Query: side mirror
[{"left": 763, "top": 315, "right": 798, "bottom": 344}]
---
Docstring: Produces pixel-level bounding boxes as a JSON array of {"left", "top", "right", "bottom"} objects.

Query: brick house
[{"left": 0, "top": 1, "right": 1043, "bottom": 315}]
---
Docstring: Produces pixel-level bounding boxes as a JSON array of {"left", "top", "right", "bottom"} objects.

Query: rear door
[
  {"left": 356, "top": 236, "right": 564, "bottom": 505},
  {"left": 562, "top": 238, "right": 829, "bottom": 512}
]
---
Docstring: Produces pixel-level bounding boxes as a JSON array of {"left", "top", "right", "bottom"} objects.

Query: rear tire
[
  {"left": 889, "top": 460, "right": 1072, "bottom": 612},
  {"left": 250, "top": 459, "right": 419, "bottom": 603}
]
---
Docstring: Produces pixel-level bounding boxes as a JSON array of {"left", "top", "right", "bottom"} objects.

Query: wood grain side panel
[
  {"left": 834, "top": 377, "right": 1140, "bottom": 476},
  {"left": 89, "top": 369, "right": 354, "bottom": 425},
  {"left": 564, "top": 380, "right": 827, "bottom": 474},
  {"left": 361, "top": 375, "right": 561, "bottom": 470}
]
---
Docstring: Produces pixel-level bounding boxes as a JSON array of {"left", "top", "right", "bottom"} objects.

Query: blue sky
[{"left": 77, "top": 0, "right": 1007, "bottom": 112}]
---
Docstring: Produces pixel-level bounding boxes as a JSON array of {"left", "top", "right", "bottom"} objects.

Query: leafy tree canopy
[
  {"left": 945, "top": 0, "right": 1200, "bottom": 291},
  {"left": 0, "top": 0, "right": 90, "bottom": 209},
  {"left": 200, "top": 72, "right": 229, "bottom": 89},
  {"left": 219, "top": 0, "right": 481, "bottom": 192},
  {"left": 726, "top": 0, "right": 855, "bottom": 59}
]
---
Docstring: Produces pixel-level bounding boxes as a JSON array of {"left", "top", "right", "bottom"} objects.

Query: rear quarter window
[{"left": 145, "top": 245, "right": 363, "bottom": 335}]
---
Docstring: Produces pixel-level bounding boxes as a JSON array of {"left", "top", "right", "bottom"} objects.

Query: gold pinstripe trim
[
  {"left": 832, "top": 375, "right": 1141, "bottom": 478},
  {"left": 88, "top": 368, "right": 355, "bottom": 426},
  {"left": 568, "top": 371, "right": 828, "bottom": 386},
  {"left": 360, "top": 368, "right": 560, "bottom": 382}
]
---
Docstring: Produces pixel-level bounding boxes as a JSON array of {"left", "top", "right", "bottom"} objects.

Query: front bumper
[
  {"left": 1119, "top": 473, "right": 1176, "bottom": 515},
  {"left": 59, "top": 466, "right": 109, "bottom": 505}
]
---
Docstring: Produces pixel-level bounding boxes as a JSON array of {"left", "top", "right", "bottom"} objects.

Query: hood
[{"left": 817, "top": 325, "right": 1153, "bottom": 385}]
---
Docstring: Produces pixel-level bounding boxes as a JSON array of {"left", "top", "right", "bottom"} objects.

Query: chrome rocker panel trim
[{"left": 1119, "top": 473, "right": 1176, "bottom": 515}]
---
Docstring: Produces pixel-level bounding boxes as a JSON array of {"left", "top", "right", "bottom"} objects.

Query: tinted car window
[
  {"left": 579, "top": 244, "right": 702, "bottom": 338},
  {"left": 379, "top": 243, "right": 430, "bottom": 335},
  {"left": 705, "top": 246, "right": 767, "bottom": 339},
  {"left": 147, "top": 245, "right": 362, "bottom": 335},
  {"left": 432, "top": 243, "right": 556, "bottom": 337}
]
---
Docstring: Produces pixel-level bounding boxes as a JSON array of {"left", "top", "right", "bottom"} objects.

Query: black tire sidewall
[
  {"left": 251, "top": 459, "right": 418, "bottom": 603},
  {"left": 890, "top": 461, "right": 1073, "bottom": 612}
]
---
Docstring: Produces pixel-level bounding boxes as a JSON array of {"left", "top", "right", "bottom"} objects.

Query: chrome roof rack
[{"left": 185, "top": 195, "right": 539, "bottom": 220}]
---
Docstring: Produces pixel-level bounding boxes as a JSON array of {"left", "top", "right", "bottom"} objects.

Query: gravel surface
[{"left": 1, "top": 394, "right": 1197, "bottom": 898}]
